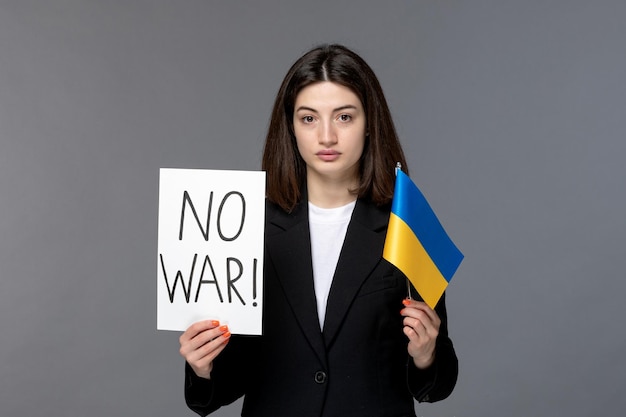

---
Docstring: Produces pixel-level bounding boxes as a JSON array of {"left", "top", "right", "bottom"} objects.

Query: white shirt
[{"left": 308, "top": 200, "right": 356, "bottom": 329}]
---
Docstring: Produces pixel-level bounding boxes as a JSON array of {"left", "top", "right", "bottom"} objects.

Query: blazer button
[{"left": 314, "top": 371, "right": 327, "bottom": 384}]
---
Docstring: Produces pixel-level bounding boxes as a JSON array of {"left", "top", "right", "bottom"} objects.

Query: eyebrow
[{"left": 295, "top": 104, "right": 359, "bottom": 113}]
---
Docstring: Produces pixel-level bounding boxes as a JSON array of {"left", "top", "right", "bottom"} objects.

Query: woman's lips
[{"left": 316, "top": 150, "right": 340, "bottom": 162}]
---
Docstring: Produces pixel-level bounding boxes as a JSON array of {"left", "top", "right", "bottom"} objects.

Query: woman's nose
[{"left": 319, "top": 121, "right": 338, "bottom": 145}]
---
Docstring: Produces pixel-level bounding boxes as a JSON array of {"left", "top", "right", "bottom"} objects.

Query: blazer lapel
[
  {"left": 322, "top": 199, "right": 390, "bottom": 347},
  {"left": 265, "top": 201, "right": 327, "bottom": 365}
]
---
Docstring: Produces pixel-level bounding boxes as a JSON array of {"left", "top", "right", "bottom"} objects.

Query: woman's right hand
[{"left": 179, "top": 320, "right": 231, "bottom": 379}]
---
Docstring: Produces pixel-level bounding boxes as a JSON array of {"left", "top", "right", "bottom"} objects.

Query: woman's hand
[
  {"left": 400, "top": 299, "right": 440, "bottom": 369},
  {"left": 179, "top": 320, "right": 231, "bottom": 379}
]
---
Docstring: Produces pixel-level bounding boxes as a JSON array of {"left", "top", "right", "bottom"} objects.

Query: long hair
[{"left": 262, "top": 44, "right": 408, "bottom": 212}]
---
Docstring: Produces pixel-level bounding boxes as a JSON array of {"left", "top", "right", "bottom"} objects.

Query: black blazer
[{"left": 185, "top": 197, "right": 458, "bottom": 417}]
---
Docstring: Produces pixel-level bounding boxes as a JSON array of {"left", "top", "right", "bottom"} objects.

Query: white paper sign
[{"left": 157, "top": 168, "right": 265, "bottom": 334}]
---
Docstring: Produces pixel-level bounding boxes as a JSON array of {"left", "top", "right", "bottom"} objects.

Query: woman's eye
[
  {"left": 302, "top": 115, "right": 315, "bottom": 123},
  {"left": 338, "top": 114, "right": 352, "bottom": 122}
]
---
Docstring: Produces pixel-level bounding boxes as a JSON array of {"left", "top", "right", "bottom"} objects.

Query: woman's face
[{"left": 293, "top": 81, "right": 366, "bottom": 185}]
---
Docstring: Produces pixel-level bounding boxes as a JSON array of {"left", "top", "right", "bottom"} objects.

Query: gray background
[{"left": 1, "top": 1, "right": 624, "bottom": 416}]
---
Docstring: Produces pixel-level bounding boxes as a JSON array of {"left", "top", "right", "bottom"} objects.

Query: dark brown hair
[{"left": 262, "top": 44, "right": 408, "bottom": 212}]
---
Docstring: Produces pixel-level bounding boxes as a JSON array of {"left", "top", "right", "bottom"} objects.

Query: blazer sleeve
[
  {"left": 184, "top": 335, "right": 254, "bottom": 416},
  {"left": 406, "top": 292, "right": 459, "bottom": 402}
]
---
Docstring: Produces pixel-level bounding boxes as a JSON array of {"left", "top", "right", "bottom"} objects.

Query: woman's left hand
[{"left": 400, "top": 299, "right": 440, "bottom": 369}]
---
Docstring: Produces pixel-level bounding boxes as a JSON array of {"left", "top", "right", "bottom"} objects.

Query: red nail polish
[
  {"left": 219, "top": 325, "right": 228, "bottom": 332},
  {"left": 402, "top": 299, "right": 411, "bottom": 306},
  {"left": 211, "top": 320, "right": 220, "bottom": 327}
]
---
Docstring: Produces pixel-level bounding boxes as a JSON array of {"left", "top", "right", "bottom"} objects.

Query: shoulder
[
  {"left": 351, "top": 198, "right": 391, "bottom": 232},
  {"left": 265, "top": 198, "right": 307, "bottom": 234}
]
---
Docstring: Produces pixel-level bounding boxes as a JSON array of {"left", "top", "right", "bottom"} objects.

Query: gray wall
[{"left": 1, "top": 1, "right": 624, "bottom": 416}]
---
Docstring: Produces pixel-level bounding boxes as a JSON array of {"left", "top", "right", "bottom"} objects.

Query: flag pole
[{"left": 394, "top": 162, "right": 412, "bottom": 300}]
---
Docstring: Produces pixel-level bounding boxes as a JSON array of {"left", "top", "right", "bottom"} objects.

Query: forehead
[{"left": 295, "top": 81, "right": 362, "bottom": 109}]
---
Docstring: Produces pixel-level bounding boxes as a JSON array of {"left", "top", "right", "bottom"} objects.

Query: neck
[{"left": 306, "top": 173, "right": 358, "bottom": 208}]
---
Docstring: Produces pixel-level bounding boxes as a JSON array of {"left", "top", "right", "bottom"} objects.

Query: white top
[{"left": 308, "top": 200, "right": 356, "bottom": 329}]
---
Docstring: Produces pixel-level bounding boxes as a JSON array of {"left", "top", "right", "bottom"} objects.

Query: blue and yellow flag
[{"left": 383, "top": 170, "right": 464, "bottom": 308}]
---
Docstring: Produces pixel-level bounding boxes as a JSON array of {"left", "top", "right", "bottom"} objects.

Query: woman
[{"left": 179, "top": 44, "right": 458, "bottom": 417}]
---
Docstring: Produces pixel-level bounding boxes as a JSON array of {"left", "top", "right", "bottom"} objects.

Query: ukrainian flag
[{"left": 383, "top": 170, "right": 464, "bottom": 309}]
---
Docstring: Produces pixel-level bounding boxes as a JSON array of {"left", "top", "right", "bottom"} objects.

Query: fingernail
[
  {"left": 402, "top": 299, "right": 411, "bottom": 306},
  {"left": 211, "top": 320, "right": 220, "bottom": 327},
  {"left": 222, "top": 331, "right": 231, "bottom": 341},
  {"left": 219, "top": 325, "right": 229, "bottom": 332}
]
